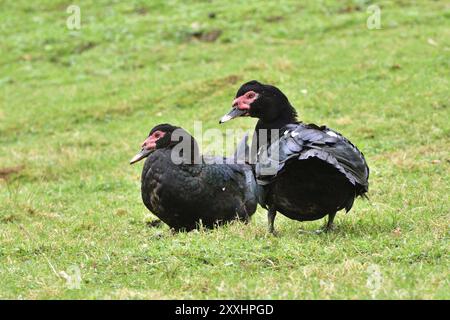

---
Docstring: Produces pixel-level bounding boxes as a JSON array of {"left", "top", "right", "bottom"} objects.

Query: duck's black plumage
[
  {"left": 220, "top": 81, "right": 369, "bottom": 233},
  {"left": 131, "top": 124, "right": 258, "bottom": 231},
  {"left": 256, "top": 123, "right": 369, "bottom": 224}
]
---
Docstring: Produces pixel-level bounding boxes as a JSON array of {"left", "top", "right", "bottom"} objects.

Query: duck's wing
[{"left": 256, "top": 123, "right": 369, "bottom": 193}]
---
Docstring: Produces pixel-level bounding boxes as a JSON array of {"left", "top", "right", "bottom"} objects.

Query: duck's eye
[
  {"left": 247, "top": 93, "right": 255, "bottom": 99},
  {"left": 154, "top": 133, "right": 160, "bottom": 138}
]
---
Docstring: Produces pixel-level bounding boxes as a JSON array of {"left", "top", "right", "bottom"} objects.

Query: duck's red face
[
  {"left": 232, "top": 90, "right": 259, "bottom": 113},
  {"left": 220, "top": 90, "right": 260, "bottom": 123},
  {"left": 130, "top": 130, "right": 167, "bottom": 165},
  {"left": 220, "top": 80, "right": 296, "bottom": 124},
  {"left": 141, "top": 130, "right": 166, "bottom": 151}
]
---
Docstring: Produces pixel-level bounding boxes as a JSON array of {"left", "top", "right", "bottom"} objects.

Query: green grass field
[{"left": 0, "top": 0, "right": 449, "bottom": 299}]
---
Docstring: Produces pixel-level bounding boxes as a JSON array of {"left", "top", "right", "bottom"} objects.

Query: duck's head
[
  {"left": 219, "top": 80, "right": 297, "bottom": 124},
  {"left": 130, "top": 123, "right": 180, "bottom": 164}
]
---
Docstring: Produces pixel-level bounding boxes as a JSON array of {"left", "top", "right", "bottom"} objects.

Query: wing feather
[{"left": 256, "top": 123, "right": 369, "bottom": 193}]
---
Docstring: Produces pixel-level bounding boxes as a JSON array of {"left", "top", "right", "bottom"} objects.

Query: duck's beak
[
  {"left": 129, "top": 149, "right": 152, "bottom": 165},
  {"left": 219, "top": 107, "right": 248, "bottom": 124}
]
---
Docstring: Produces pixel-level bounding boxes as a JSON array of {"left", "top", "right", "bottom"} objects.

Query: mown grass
[{"left": 0, "top": 0, "right": 449, "bottom": 299}]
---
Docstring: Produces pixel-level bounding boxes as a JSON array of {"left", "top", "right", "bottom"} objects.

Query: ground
[{"left": 0, "top": 0, "right": 449, "bottom": 299}]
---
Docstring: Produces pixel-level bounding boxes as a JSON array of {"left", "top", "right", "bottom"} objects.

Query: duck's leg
[
  {"left": 315, "top": 212, "right": 337, "bottom": 234},
  {"left": 268, "top": 206, "right": 277, "bottom": 234},
  {"left": 325, "top": 212, "right": 337, "bottom": 231}
]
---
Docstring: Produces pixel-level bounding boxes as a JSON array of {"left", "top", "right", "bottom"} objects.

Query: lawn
[{"left": 0, "top": 0, "right": 449, "bottom": 299}]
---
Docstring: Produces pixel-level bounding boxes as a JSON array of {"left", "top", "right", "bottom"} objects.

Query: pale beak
[
  {"left": 129, "top": 149, "right": 152, "bottom": 165},
  {"left": 219, "top": 107, "right": 248, "bottom": 124}
]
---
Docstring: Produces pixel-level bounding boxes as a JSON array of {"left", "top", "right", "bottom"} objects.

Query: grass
[{"left": 0, "top": 0, "right": 449, "bottom": 299}]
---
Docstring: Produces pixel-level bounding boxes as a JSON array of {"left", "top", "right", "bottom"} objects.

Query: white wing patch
[{"left": 326, "top": 131, "right": 338, "bottom": 137}]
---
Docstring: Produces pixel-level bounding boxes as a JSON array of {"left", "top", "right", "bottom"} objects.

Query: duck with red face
[
  {"left": 130, "top": 123, "right": 259, "bottom": 232},
  {"left": 130, "top": 127, "right": 168, "bottom": 164},
  {"left": 220, "top": 80, "right": 369, "bottom": 234},
  {"left": 219, "top": 91, "right": 258, "bottom": 122}
]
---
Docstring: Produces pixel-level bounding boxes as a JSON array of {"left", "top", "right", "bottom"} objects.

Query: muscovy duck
[
  {"left": 220, "top": 80, "right": 369, "bottom": 233},
  {"left": 130, "top": 123, "right": 259, "bottom": 231}
]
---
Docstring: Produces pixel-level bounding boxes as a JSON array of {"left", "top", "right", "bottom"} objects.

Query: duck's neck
[{"left": 253, "top": 111, "right": 297, "bottom": 152}]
